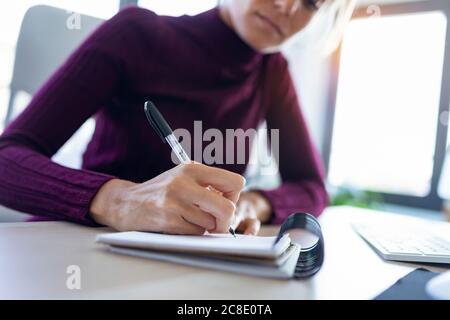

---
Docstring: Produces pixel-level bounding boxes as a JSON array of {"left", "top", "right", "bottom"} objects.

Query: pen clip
[{"left": 144, "top": 101, "right": 173, "bottom": 143}]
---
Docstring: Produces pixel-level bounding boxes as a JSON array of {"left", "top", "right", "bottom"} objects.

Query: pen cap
[{"left": 144, "top": 101, "right": 173, "bottom": 142}]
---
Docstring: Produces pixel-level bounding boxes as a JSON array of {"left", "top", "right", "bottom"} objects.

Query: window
[{"left": 326, "top": 1, "right": 450, "bottom": 210}]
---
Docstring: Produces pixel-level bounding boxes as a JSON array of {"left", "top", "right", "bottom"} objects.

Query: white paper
[
  {"left": 97, "top": 232, "right": 291, "bottom": 258},
  {"left": 108, "top": 243, "right": 301, "bottom": 280}
]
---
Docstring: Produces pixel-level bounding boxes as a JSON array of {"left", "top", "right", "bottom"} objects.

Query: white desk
[{"left": 0, "top": 206, "right": 447, "bottom": 299}]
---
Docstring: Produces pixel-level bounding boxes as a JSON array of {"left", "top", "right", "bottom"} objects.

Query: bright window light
[
  {"left": 139, "top": 0, "right": 217, "bottom": 16},
  {"left": 328, "top": 12, "right": 447, "bottom": 197}
]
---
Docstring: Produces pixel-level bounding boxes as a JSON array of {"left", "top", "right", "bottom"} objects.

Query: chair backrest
[
  {"left": 5, "top": 5, "right": 105, "bottom": 169},
  {"left": 10, "top": 5, "right": 104, "bottom": 96}
]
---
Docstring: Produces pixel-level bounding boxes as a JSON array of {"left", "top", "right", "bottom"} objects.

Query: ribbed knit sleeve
[
  {"left": 0, "top": 7, "right": 152, "bottom": 225},
  {"left": 258, "top": 55, "right": 329, "bottom": 224}
]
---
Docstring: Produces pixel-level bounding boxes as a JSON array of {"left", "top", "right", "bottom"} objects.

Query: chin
[
  {"left": 246, "top": 36, "right": 283, "bottom": 53},
  {"left": 248, "top": 35, "right": 284, "bottom": 53}
]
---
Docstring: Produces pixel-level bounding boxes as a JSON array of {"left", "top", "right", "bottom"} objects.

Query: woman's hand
[
  {"left": 89, "top": 163, "right": 245, "bottom": 235},
  {"left": 233, "top": 191, "right": 272, "bottom": 235}
]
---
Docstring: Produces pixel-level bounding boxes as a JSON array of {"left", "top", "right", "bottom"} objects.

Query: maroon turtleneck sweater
[{"left": 0, "top": 6, "right": 328, "bottom": 226}]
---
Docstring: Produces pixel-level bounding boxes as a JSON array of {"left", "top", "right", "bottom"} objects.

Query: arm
[
  {"left": 0, "top": 8, "right": 246, "bottom": 234},
  {"left": 0, "top": 8, "right": 147, "bottom": 225},
  {"left": 257, "top": 55, "right": 328, "bottom": 224}
]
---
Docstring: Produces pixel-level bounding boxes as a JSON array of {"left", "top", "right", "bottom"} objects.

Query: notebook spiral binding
[{"left": 275, "top": 212, "right": 325, "bottom": 279}]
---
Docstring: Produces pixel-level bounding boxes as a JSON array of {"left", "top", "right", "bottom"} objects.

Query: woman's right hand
[{"left": 89, "top": 163, "right": 246, "bottom": 235}]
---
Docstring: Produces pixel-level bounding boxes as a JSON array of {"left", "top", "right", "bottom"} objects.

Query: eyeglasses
[{"left": 303, "top": 0, "right": 326, "bottom": 11}]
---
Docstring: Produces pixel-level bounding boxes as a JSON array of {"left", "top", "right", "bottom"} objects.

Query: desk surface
[{"left": 0, "top": 206, "right": 448, "bottom": 299}]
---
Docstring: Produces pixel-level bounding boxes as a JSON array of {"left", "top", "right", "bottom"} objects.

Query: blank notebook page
[{"left": 96, "top": 232, "right": 291, "bottom": 259}]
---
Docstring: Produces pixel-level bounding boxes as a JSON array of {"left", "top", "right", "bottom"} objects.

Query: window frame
[{"left": 324, "top": 0, "right": 450, "bottom": 210}]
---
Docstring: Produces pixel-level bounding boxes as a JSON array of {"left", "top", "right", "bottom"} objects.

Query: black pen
[{"left": 144, "top": 101, "right": 237, "bottom": 238}]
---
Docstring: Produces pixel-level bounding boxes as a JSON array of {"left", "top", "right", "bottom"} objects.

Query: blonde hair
[
  {"left": 298, "top": 0, "right": 357, "bottom": 55},
  {"left": 319, "top": 0, "right": 357, "bottom": 54}
]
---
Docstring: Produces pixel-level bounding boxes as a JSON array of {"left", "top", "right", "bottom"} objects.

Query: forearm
[
  {"left": 0, "top": 143, "right": 115, "bottom": 225},
  {"left": 258, "top": 180, "right": 328, "bottom": 225},
  {"left": 262, "top": 56, "right": 328, "bottom": 225}
]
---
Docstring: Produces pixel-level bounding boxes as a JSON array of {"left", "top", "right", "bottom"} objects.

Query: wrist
[{"left": 90, "top": 178, "right": 135, "bottom": 227}]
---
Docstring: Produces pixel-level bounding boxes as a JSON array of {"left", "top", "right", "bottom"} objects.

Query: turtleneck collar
[{"left": 177, "top": 7, "right": 263, "bottom": 74}]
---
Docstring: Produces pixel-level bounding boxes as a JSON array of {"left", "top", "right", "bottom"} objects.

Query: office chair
[{"left": 5, "top": 5, "right": 103, "bottom": 125}]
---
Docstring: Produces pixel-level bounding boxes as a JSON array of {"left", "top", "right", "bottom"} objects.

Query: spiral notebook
[{"left": 96, "top": 213, "right": 324, "bottom": 279}]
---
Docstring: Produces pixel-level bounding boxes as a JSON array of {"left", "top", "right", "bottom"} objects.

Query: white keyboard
[{"left": 352, "top": 222, "right": 450, "bottom": 264}]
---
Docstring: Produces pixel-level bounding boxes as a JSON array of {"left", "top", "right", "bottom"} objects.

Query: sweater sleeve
[
  {"left": 0, "top": 7, "right": 152, "bottom": 226},
  {"left": 257, "top": 55, "right": 329, "bottom": 224}
]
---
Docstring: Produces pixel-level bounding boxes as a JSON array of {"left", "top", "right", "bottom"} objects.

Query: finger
[
  {"left": 181, "top": 204, "right": 216, "bottom": 231},
  {"left": 240, "top": 218, "right": 261, "bottom": 236},
  {"left": 232, "top": 201, "right": 248, "bottom": 229},
  {"left": 181, "top": 185, "right": 236, "bottom": 232},
  {"left": 209, "top": 204, "right": 239, "bottom": 234},
  {"left": 167, "top": 216, "right": 206, "bottom": 235},
  {"left": 206, "top": 185, "right": 223, "bottom": 196},
  {"left": 191, "top": 164, "right": 245, "bottom": 203}
]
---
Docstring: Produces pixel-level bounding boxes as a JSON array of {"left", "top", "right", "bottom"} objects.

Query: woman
[{"left": 0, "top": 0, "right": 354, "bottom": 235}]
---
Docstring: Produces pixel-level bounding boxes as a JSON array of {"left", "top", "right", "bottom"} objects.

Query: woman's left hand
[{"left": 233, "top": 191, "right": 272, "bottom": 235}]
